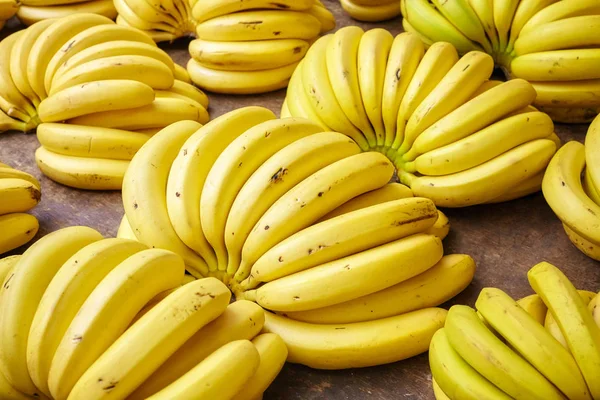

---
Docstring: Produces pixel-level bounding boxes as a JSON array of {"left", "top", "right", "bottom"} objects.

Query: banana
[
  {"left": 26, "top": 13, "right": 114, "bottom": 101},
  {"left": 122, "top": 120, "right": 209, "bottom": 277},
  {"left": 445, "top": 305, "right": 565, "bottom": 400},
  {"left": 402, "top": 0, "right": 481, "bottom": 54},
  {"left": 512, "top": 49, "right": 600, "bottom": 81},
  {"left": 200, "top": 118, "right": 323, "bottom": 272},
  {"left": 0, "top": 371, "right": 32, "bottom": 400},
  {"left": 357, "top": 28, "right": 393, "bottom": 147},
  {"left": 52, "top": 41, "right": 173, "bottom": 86},
  {"left": 280, "top": 99, "right": 290, "bottom": 118},
  {"left": 477, "top": 288, "right": 591, "bottom": 399},
  {"left": 564, "top": 223, "right": 600, "bottom": 261},
  {"left": 493, "top": 0, "right": 520, "bottom": 52},
  {"left": 340, "top": 0, "right": 400, "bottom": 22},
  {"left": 116, "top": 216, "right": 137, "bottom": 241},
  {"left": 225, "top": 132, "right": 361, "bottom": 278},
  {"left": 0, "top": 32, "right": 37, "bottom": 119},
  {"left": 113, "top": 0, "right": 181, "bottom": 35},
  {"left": 0, "top": 178, "right": 41, "bottom": 215},
  {"left": 263, "top": 308, "right": 447, "bottom": 369},
  {"left": 0, "top": 214, "right": 39, "bottom": 255},
  {"left": 140, "top": 0, "right": 185, "bottom": 27},
  {"left": 68, "top": 97, "right": 209, "bottom": 129},
  {"left": 392, "top": 42, "right": 458, "bottom": 150},
  {"left": 542, "top": 141, "right": 600, "bottom": 244},
  {"left": 591, "top": 293, "right": 600, "bottom": 327},
  {"left": 38, "top": 80, "right": 155, "bottom": 123},
  {"left": 27, "top": 238, "right": 148, "bottom": 396},
  {"left": 168, "top": 79, "right": 208, "bottom": 109},
  {"left": 285, "top": 254, "right": 475, "bottom": 324},
  {"left": 130, "top": 300, "right": 264, "bottom": 399},
  {"left": 381, "top": 32, "right": 424, "bottom": 149},
  {"left": 189, "top": 38, "right": 309, "bottom": 71},
  {"left": 404, "top": 79, "right": 537, "bottom": 160},
  {"left": 244, "top": 233, "right": 443, "bottom": 312},
  {"left": 528, "top": 261, "right": 600, "bottom": 398},
  {"left": 584, "top": 165, "right": 600, "bottom": 205},
  {"left": 67, "top": 278, "right": 230, "bottom": 400},
  {"left": 285, "top": 61, "right": 329, "bottom": 130},
  {"left": 402, "top": 138, "right": 556, "bottom": 207},
  {"left": 516, "top": 294, "right": 547, "bottom": 325},
  {"left": 405, "top": 111, "right": 554, "bottom": 176},
  {"left": 485, "top": 169, "right": 545, "bottom": 203},
  {"left": 44, "top": 24, "right": 158, "bottom": 93},
  {"left": 432, "top": 378, "right": 451, "bottom": 400},
  {"left": 430, "top": 328, "right": 511, "bottom": 400},
  {"left": 146, "top": 340, "right": 259, "bottom": 400},
  {"left": 0, "top": 0, "right": 17, "bottom": 20},
  {"left": 432, "top": 0, "right": 492, "bottom": 52},
  {"left": 47, "top": 248, "right": 185, "bottom": 400},
  {"left": 401, "top": 18, "right": 435, "bottom": 47},
  {"left": 520, "top": 0, "right": 600, "bottom": 35},
  {"left": 399, "top": 51, "right": 494, "bottom": 154},
  {"left": 0, "top": 105, "right": 29, "bottom": 131},
  {"left": 507, "top": 0, "right": 559, "bottom": 52},
  {"left": 236, "top": 152, "right": 394, "bottom": 282},
  {"left": 301, "top": 35, "right": 369, "bottom": 150},
  {"left": 532, "top": 80, "right": 600, "bottom": 109},
  {"left": 187, "top": 58, "right": 298, "bottom": 94},
  {"left": 545, "top": 290, "right": 596, "bottom": 348},
  {"left": 307, "top": 2, "right": 336, "bottom": 32},
  {"left": 166, "top": 107, "right": 276, "bottom": 273},
  {"left": 121, "top": 0, "right": 180, "bottom": 27},
  {"left": 192, "top": 0, "right": 313, "bottom": 23},
  {"left": 326, "top": 26, "right": 376, "bottom": 144},
  {"left": 585, "top": 114, "right": 600, "bottom": 187},
  {"left": 0, "top": 255, "right": 19, "bottom": 281},
  {"left": 0, "top": 226, "right": 102, "bottom": 397},
  {"left": 173, "top": 62, "right": 191, "bottom": 83},
  {"left": 16, "top": 0, "right": 118, "bottom": 26},
  {"left": 10, "top": 19, "right": 55, "bottom": 109},
  {"left": 244, "top": 197, "right": 438, "bottom": 288},
  {"left": 35, "top": 146, "right": 129, "bottom": 190},
  {"left": 49, "top": 55, "right": 174, "bottom": 95},
  {"left": 196, "top": 10, "right": 321, "bottom": 41},
  {"left": 37, "top": 123, "right": 152, "bottom": 160}
]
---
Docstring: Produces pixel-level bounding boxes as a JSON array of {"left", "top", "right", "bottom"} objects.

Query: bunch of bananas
[
  {"left": 340, "top": 0, "right": 401, "bottom": 22},
  {"left": 0, "top": 13, "right": 209, "bottom": 190},
  {"left": 0, "top": 0, "right": 18, "bottom": 30},
  {"left": 0, "top": 161, "right": 40, "bottom": 255},
  {"left": 188, "top": 0, "right": 335, "bottom": 94},
  {"left": 120, "top": 108, "right": 476, "bottom": 369},
  {"left": 401, "top": 0, "right": 600, "bottom": 123},
  {"left": 542, "top": 115, "right": 600, "bottom": 261},
  {"left": 0, "top": 226, "right": 287, "bottom": 400},
  {"left": 430, "top": 261, "right": 600, "bottom": 400},
  {"left": 283, "top": 28, "right": 560, "bottom": 207}
]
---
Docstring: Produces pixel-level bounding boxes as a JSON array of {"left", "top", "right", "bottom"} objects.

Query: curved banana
[
  {"left": 67, "top": 278, "right": 230, "bottom": 400},
  {"left": 262, "top": 308, "right": 447, "bottom": 369},
  {"left": 485, "top": 169, "right": 545, "bottom": 203},
  {"left": 245, "top": 197, "right": 438, "bottom": 288},
  {"left": 192, "top": 0, "right": 313, "bottom": 23},
  {"left": 236, "top": 152, "right": 395, "bottom": 282},
  {"left": 431, "top": 0, "right": 492, "bottom": 52},
  {"left": 168, "top": 79, "right": 208, "bottom": 109},
  {"left": 564, "top": 223, "right": 600, "bottom": 261},
  {"left": 47, "top": 249, "right": 185, "bottom": 400},
  {"left": 340, "top": 0, "right": 400, "bottom": 22},
  {"left": 285, "top": 61, "right": 329, "bottom": 129},
  {"left": 201, "top": 118, "right": 322, "bottom": 272},
  {"left": 465, "top": 0, "right": 499, "bottom": 51},
  {"left": 544, "top": 290, "right": 596, "bottom": 348},
  {"left": 307, "top": 2, "right": 336, "bottom": 32},
  {"left": 493, "top": 0, "right": 519, "bottom": 51},
  {"left": 122, "top": 120, "right": 209, "bottom": 277},
  {"left": 244, "top": 233, "right": 443, "bottom": 312},
  {"left": 528, "top": 262, "right": 600, "bottom": 398},
  {"left": 285, "top": 254, "right": 475, "bottom": 324},
  {"left": 166, "top": 107, "right": 275, "bottom": 273},
  {"left": 507, "top": 0, "right": 559, "bottom": 52},
  {"left": 225, "top": 132, "right": 361, "bottom": 278},
  {"left": 512, "top": 49, "right": 600, "bottom": 81},
  {"left": 0, "top": 226, "right": 102, "bottom": 397},
  {"left": 27, "top": 238, "right": 148, "bottom": 396},
  {"left": 16, "top": 0, "right": 117, "bottom": 26},
  {"left": 0, "top": 32, "right": 37, "bottom": 119},
  {"left": 516, "top": 294, "right": 547, "bottom": 325},
  {"left": 520, "top": 0, "right": 600, "bottom": 35},
  {"left": 0, "top": 178, "right": 41, "bottom": 215},
  {"left": 585, "top": 114, "right": 600, "bottom": 188},
  {"left": 0, "top": 214, "right": 39, "bottom": 255}
]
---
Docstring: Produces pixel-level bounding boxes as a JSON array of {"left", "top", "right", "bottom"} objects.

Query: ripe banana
[
  {"left": 168, "top": 79, "right": 208, "bottom": 109},
  {"left": 27, "top": 238, "right": 148, "bottom": 396},
  {"left": 307, "top": 2, "right": 336, "bottom": 32},
  {"left": 244, "top": 197, "right": 438, "bottom": 288},
  {"left": 189, "top": 38, "right": 309, "bottom": 71},
  {"left": 494, "top": 0, "right": 520, "bottom": 51},
  {"left": 38, "top": 80, "right": 155, "bottom": 122},
  {"left": 445, "top": 305, "right": 565, "bottom": 400},
  {"left": 236, "top": 152, "right": 395, "bottom": 282},
  {"left": 564, "top": 223, "right": 600, "bottom": 261},
  {"left": 0, "top": 0, "right": 18, "bottom": 20},
  {"left": 285, "top": 61, "right": 329, "bottom": 130},
  {"left": 544, "top": 290, "right": 596, "bottom": 348},
  {"left": 528, "top": 261, "right": 600, "bottom": 398},
  {"left": 16, "top": 0, "right": 118, "bottom": 26},
  {"left": 520, "top": 0, "right": 600, "bottom": 35},
  {"left": 284, "top": 254, "right": 475, "bottom": 324},
  {"left": 263, "top": 308, "right": 447, "bottom": 369},
  {"left": 0, "top": 226, "right": 102, "bottom": 397},
  {"left": 0, "top": 110, "right": 28, "bottom": 132},
  {"left": 507, "top": 0, "right": 559, "bottom": 52},
  {"left": 47, "top": 248, "right": 185, "bottom": 400},
  {"left": 200, "top": 118, "right": 323, "bottom": 271},
  {"left": 166, "top": 107, "right": 276, "bottom": 273},
  {"left": 0, "top": 178, "right": 41, "bottom": 215},
  {"left": 0, "top": 32, "right": 37, "bottom": 120},
  {"left": 225, "top": 132, "right": 361, "bottom": 278},
  {"left": 531, "top": 80, "right": 600, "bottom": 108},
  {"left": 35, "top": 146, "right": 129, "bottom": 190},
  {"left": 37, "top": 123, "right": 152, "bottom": 160},
  {"left": 67, "top": 278, "right": 230, "bottom": 400},
  {"left": 516, "top": 294, "right": 547, "bottom": 325},
  {"left": 122, "top": 120, "right": 209, "bottom": 277},
  {"left": 476, "top": 288, "right": 591, "bottom": 400},
  {"left": 192, "top": 0, "right": 313, "bottom": 23},
  {"left": 129, "top": 300, "right": 264, "bottom": 399},
  {"left": 244, "top": 233, "right": 443, "bottom": 312},
  {"left": 0, "top": 214, "right": 39, "bottom": 255},
  {"left": 585, "top": 114, "right": 600, "bottom": 188},
  {"left": 512, "top": 49, "right": 600, "bottom": 81},
  {"left": 340, "top": 0, "right": 401, "bottom": 22}
]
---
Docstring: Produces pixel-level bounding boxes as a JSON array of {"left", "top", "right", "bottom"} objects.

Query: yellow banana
[
  {"left": 116, "top": 215, "right": 137, "bottom": 240},
  {"left": 512, "top": 49, "right": 600, "bottom": 81},
  {"left": 485, "top": 170, "right": 545, "bottom": 203},
  {"left": 169, "top": 79, "right": 208, "bottom": 109},
  {"left": 0, "top": 178, "right": 41, "bottom": 215},
  {"left": 507, "top": 0, "right": 559, "bottom": 52},
  {"left": 0, "top": 214, "right": 39, "bottom": 255},
  {"left": 544, "top": 290, "right": 596, "bottom": 349},
  {"left": 192, "top": 0, "right": 313, "bottom": 23},
  {"left": 340, "top": 0, "right": 400, "bottom": 22},
  {"left": 520, "top": 0, "right": 600, "bottom": 35},
  {"left": 16, "top": 0, "right": 117, "bottom": 26},
  {"left": 493, "top": 0, "right": 520, "bottom": 51},
  {"left": 285, "top": 61, "right": 329, "bottom": 129},
  {"left": 307, "top": 2, "right": 336, "bottom": 32},
  {"left": 585, "top": 114, "right": 600, "bottom": 188},
  {"left": 0, "top": 31, "right": 37, "bottom": 119},
  {"left": 516, "top": 294, "right": 547, "bottom": 325},
  {"left": 0, "top": 166, "right": 39, "bottom": 189}
]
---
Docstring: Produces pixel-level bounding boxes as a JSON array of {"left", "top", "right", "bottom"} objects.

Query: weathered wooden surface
[{"left": 1, "top": 2, "right": 599, "bottom": 399}]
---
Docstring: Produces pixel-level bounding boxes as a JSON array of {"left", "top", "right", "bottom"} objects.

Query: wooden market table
[{"left": 1, "top": 2, "right": 599, "bottom": 398}]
